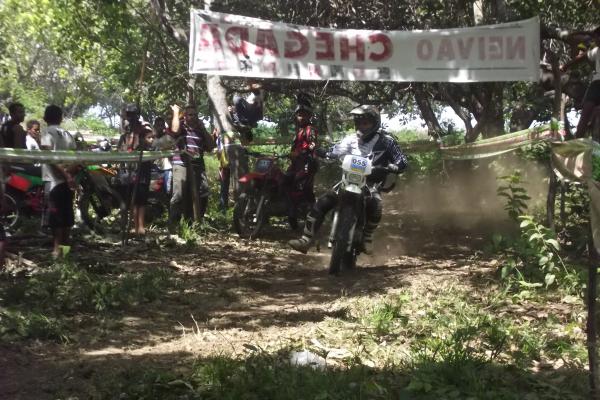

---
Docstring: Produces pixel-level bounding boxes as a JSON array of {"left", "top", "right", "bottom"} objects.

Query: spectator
[
  {"left": 0, "top": 102, "right": 27, "bottom": 149},
  {"left": 131, "top": 128, "right": 154, "bottom": 235},
  {"left": 25, "top": 119, "right": 41, "bottom": 150},
  {"left": 168, "top": 104, "right": 215, "bottom": 227},
  {"left": 152, "top": 116, "right": 174, "bottom": 196},
  {"left": 118, "top": 104, "right": 145, "bottom": 152},
  {"left": 561, "top": 27, "right": 600, "bottom": 138},
  {"left": 232, "top": 81, "right": 264, "bottom": 131},
  {"left": 40, "top": 105, "right": 76, "bottom": 259}
]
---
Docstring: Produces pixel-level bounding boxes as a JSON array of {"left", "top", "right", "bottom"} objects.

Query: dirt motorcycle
[
  {"left": 326, "top": 154, "right": 397, "bottom": 275},
  {"left": 233, "top": 151, "right": 315, "bottom": 238},
  {"left": 2, "top": 164, "right": 126, "bottom": 234}
]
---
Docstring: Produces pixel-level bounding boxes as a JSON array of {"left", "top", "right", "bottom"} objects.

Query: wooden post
[{"left": 588, "top": 222, "right": 599, "bottom": 400}]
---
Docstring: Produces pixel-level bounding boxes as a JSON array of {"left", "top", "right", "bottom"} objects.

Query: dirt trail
[{"left": 0, "top": 184, "right": 514, "bottom": 399}]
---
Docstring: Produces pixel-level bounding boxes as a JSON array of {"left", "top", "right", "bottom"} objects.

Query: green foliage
[
  {"left": 406, "top": 151, "right": 444, "bottom": 179},
  {"left": 514, "top": 216, "right": 567, "bottom": 286},
  {"left": 251, "top": 123, "right": 279, "bottom": 139},
  {"left": 518, "top": 141, "right": 552, "bottom": 161},
  {"left": 115, "top": 353, "right": 396, "bottom": 400},
  {"left": 0, "top": 261, "right": 174, "bottom": 342},
  {"left": 107, "top": 288, "right": 586, "bottom": 400},
  {"left": 364, "top": 295, "right": 409, "bottom": 337},
  {"left": 64, "top": 115, "right": 119, "bottom": 137},
  {"left": 177, "top": 218, "right": 203, "bottom": 246},
  {"left": 495, "top": 176, "right": 585, "bottom": 293},
  {"left": 497, "top": 171, "right": 531, "bottom": 221},
  {"left": 592, "top": 150, "right": 600, "bottom": 182},
  {"left": 0, "top": 309, "right": 68, "bottom": 342}
]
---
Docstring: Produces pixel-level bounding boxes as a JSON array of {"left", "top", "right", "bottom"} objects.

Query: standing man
[
  {"left": 40, "top": 105, "right": 76, "bottom": 259},
  {"left": 169, "top": 104, "right": 215, "bottom": 228},
  {"left": 561, "top": 27, "right": 600, "bottom": 138},
  {"left": 0, "top": 102, "right": 27, "bottom": 149}
]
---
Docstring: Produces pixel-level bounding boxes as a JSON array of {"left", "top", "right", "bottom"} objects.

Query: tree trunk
[
  {"left": 439, "top": 84, "right": 476, "bottom": 142},
  {"left": 206, "top": 75, "right": 248, "bottom": 200},
  {"left": 206, "top": 75, "right": 234, "bottom": 134},
  {"left": 467, "top": 83, "right": 504, "bottom": 140},
  {"left": 414, "top": 84, "right": 444, "bottom": 138}
]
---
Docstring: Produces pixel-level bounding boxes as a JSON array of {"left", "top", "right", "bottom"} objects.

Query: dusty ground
[{"left": 0, "top": 180, "right": 556, "bottom": 399}]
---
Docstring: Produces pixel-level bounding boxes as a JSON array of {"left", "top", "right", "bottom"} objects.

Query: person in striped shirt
[{"left": 168, "top": 104, "right": 215, "bottom": 228}]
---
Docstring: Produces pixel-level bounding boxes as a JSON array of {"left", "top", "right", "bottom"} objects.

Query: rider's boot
[
  {"left": 288, "top": 215, "right": 317, "bottom": 254},
  {"left": 359, "top": 221, "right": 377, "bottom": 255}
]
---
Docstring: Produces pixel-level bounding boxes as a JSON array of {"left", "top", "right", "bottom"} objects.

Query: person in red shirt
[
  {"left": 289, "top": 103, "right": 318, "bottom": 181},
  {"left": 283, "top": 102, "right": 319, "bottom": 221}
]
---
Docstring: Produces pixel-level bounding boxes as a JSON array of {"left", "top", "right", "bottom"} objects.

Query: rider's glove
[{"left": 387, "top": 163, "right": 400, "bottom": 174}]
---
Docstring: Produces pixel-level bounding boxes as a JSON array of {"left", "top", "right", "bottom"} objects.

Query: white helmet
[{"left": 350, "top": 105, "right": 381, "bottom": 140}]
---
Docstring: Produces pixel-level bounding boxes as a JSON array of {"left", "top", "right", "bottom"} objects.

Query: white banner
[{"left": 189, "top": 11, "right": 540, "bottom": 82}]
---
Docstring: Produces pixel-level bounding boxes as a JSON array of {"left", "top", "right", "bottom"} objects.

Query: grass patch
[{"left": 0, "top": 261, "right": 175, "bottom": 342}]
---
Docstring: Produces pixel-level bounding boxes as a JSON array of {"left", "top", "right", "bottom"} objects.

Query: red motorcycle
[
  {"left": 1, "top": 164, "right": 126, "bottom": 234},
  {"left": 233, "top": 152, "right": 315, "bottom": 238}
]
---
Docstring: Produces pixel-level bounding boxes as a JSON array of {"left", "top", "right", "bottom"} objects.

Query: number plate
[{"left": 350, "top": 157, "right": 368, "bottom": 172}]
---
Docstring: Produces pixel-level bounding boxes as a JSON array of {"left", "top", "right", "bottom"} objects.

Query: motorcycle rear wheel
[{"left": 80, "top": 187, "right": 126, "bottom": 235}]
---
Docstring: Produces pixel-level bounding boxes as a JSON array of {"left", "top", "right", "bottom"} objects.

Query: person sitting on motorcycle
[
  {"left": 282, "top": 102, "right": 319, "bottom": 223},
  {"left": 288, "top": 105, "right": 408, "bottom": 255}
]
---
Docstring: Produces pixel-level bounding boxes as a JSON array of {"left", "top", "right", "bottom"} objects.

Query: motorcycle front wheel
[
  {"left": 329, "top": 205, "right": 357, "bottom": 275},
  {"left": 233, "top": 192, "right": 266, "bottom": 238},
  {"left": 79, "top": 187, "right": 126, "bottom": 235}
]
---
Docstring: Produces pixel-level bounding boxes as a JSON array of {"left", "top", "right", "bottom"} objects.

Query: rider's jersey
[
  {"left": 330, "top": 131, "right": 408, "bottom": 184},
  {"left": 292, "top": 124, "right": 317, "bottom": 155}
]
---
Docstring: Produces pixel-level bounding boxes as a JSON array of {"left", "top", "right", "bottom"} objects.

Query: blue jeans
[{"left": 162, "top": 169, "right": 172, "bottom": 196}]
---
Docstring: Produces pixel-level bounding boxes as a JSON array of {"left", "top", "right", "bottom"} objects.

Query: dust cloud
[{"left": 367, "top": 155, "right": 551, "bottom": 262}]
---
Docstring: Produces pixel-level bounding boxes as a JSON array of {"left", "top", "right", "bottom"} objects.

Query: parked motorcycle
[
  {"left": 2, "top": 164, "right": 126, "bottom": 235},
  {"left": 2, "top": 165, "right": 43, "bottom": 231},
  {"left": 78, "top": 165, "right": 127, "bottom": 234},
  {"left": 326, "top": 154, "right": 396, "bottom": 275},
  {"left": 233, "top": 152, "right": 315, "bottom": 238}
]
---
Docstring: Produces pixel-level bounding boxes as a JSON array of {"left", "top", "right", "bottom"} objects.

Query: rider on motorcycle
[{"left": 288, "top": 105, "right": 408, "bottom": 255}]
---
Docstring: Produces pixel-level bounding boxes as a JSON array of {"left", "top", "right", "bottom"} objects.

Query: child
[
  {"left": 131, "top": 127, "right": 154, "bottom": 235},
  {"left": 40, "top": 105, "right": 76, "bottom": 258}
]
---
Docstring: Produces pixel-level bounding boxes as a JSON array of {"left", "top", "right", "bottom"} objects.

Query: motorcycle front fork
[
  {"left": 328, "top": 211, "right": 338, "bottom": 249},
  {"left": 253, "top": 194, "right": 266, "bottom": 224}
]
